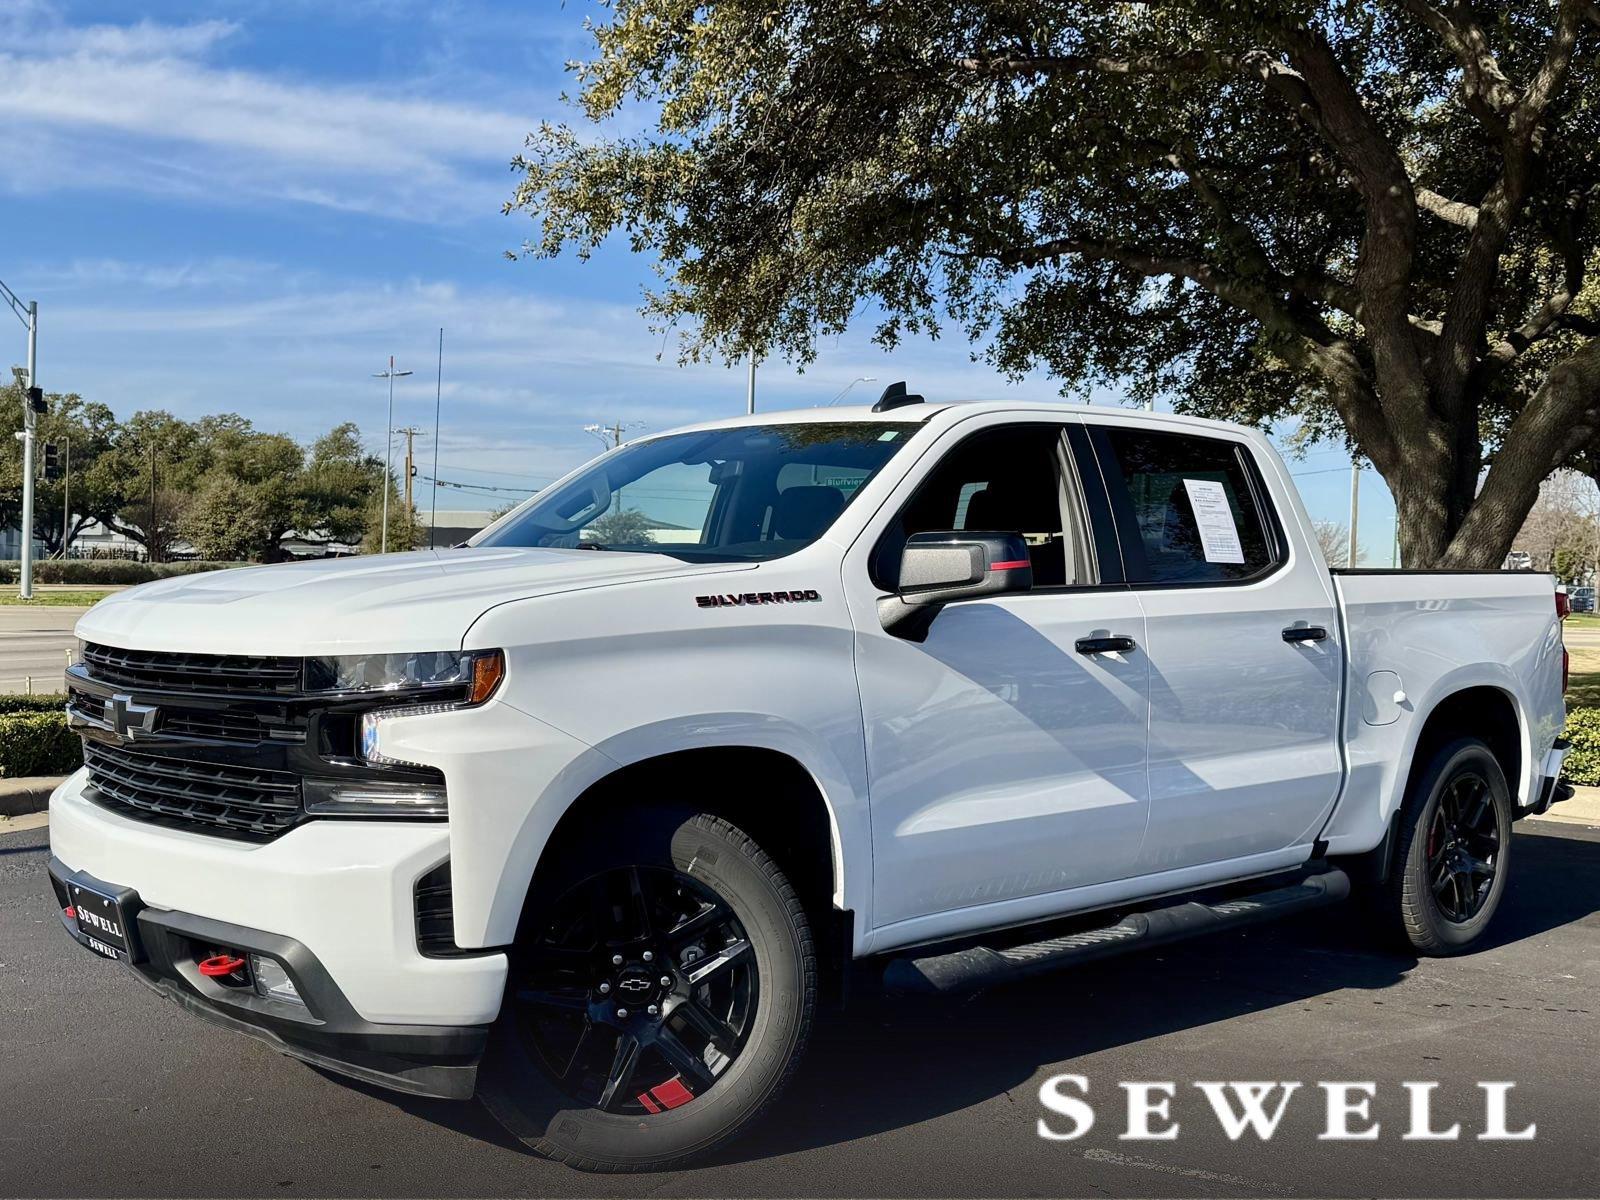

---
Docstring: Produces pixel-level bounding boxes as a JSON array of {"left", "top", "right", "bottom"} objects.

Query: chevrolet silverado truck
[{"left": 48, "top": 391, "right": 1568, "bottom": 1171}]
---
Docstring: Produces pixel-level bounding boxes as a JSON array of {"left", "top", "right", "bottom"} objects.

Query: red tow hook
[
  {"left": 63, "top": 905, "right": 76, "bottom": 920},
  {"left": 198, "top": 953, "right": 248, "bottom": 978}
]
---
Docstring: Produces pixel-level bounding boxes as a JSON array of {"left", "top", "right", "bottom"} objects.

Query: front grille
[
  {"left": 68, "top": 686, "right": 275, "bottom": 744},
  {"left": 83, "top": 741, "right": 303, "bottom": 840},
  {"left": 82, "top": 642, "right": 302, "bottom": 696}
]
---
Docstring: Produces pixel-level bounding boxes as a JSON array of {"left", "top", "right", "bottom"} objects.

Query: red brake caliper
[{"left": 636, "top": 1076, "right": 695, "bottom": 1112}]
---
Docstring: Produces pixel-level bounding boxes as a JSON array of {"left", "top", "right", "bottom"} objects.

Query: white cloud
[{"left": 0, "top": 9, "right": 536, "bottom": 221}]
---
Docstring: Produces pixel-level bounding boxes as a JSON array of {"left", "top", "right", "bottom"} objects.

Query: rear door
[{"left": 1084, "top": 421, "right": 1344, "bottom": 873}]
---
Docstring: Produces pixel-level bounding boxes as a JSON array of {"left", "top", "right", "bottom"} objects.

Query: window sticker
[{"left": 1182, "top": 478, "right": 1245, "bottom": 564}]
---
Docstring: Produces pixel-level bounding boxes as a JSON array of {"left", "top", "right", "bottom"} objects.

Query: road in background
[
  {"left": 0, "top": 606, "right": 79, "bottom": 693},
  {"left": 4, "top": 819, "right": 1596, "bottom": 1198}
]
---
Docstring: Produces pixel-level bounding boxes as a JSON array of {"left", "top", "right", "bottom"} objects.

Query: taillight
[
  {"left": 1563, "top": 648, "right": 1570, "bottom": 695},
  {"left": 1557, "top": 589, "right": 1571, "bottom": 620}
]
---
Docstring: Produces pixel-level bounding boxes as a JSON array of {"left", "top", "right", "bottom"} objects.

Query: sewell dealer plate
[{"left": 68, "top": 879, "right": 137, "bottom": 961}]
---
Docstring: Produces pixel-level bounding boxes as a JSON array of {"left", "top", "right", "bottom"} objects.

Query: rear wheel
[
  {"left": 478, "top": 808, "right": 815, "bottom": 1172},
  {"left": 1385, "top": 737, "right": 1513, "bottom": 955}
]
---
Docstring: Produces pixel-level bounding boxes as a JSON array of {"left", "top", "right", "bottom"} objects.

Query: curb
[{"left": 0, "top": 776, "right": 65, "bottom": 818}]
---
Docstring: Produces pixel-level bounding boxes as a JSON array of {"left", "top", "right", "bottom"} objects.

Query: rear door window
[{"left": 1093, "top": 427, "right": 1278, "bottom": 585}]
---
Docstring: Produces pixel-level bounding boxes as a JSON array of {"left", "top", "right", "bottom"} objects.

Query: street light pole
[
  {"left": 1348, "top": 457, "right": 1362, "bottom": 568},
  {"left": 372, "top": 357, "right": 413, "bottom": 554},
  {"left": 2, "top": 279, "right": 38, "bottom": 597},
  {"left": 746, "top": 351, "right": 756, "bottom": 415}
]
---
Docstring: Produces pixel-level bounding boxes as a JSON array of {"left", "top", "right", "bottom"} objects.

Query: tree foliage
[
  {"left": 510, "top": 0, "right": 1600, "bottom": 567},
  {"left": 3, "top": 386, "right": 391, "bottom": 561}
]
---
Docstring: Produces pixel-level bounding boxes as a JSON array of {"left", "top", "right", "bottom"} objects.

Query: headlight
[
  {"left": 301, "top": 649, "right": 505, "bottom": 819},
  {"left": 303, "top": 649, "right": 503, "bottom": 697}
]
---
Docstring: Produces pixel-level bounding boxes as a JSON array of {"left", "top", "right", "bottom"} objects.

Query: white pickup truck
[{"left": 48, "top": 393, "right": 1568, "bottom": 1171}]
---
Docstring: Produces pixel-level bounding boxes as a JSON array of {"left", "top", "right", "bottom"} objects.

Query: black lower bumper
[{"left": 47, "top": 856, "right": 489, "bottom": 1100}]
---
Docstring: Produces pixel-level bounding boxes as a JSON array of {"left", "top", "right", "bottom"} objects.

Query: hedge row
[
  {"left": 0, "top": 709, "right": 81, "bottom": 778},
  {"left": 0, "top": 560, "right": 247, "bottom": 585},
  {"left": 1563, "top": 707, "right": 1600, "bottom": 786},
  {"left": 0, "top": 694, "right": 65, "bottom": 715}
]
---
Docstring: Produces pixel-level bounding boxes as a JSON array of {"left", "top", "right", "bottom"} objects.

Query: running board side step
[{"left": 882, "top": 867, "right": 1351, "bottom": 996}]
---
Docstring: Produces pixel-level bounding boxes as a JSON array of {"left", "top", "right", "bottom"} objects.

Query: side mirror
[{"left": 880, "top": 531, "right": 1033, "bottom": 640}]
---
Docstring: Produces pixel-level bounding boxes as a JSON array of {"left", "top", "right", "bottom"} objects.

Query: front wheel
[
  {"left": 1384, "top": 737, "right": 1514, "bottom": 955},
  {"left": 478, "top": 808, "right": 816, "bottom": 1172}
]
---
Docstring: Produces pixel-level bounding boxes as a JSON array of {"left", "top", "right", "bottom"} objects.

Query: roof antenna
[{"left": 871, "top": 381, "right": 924, "bottom": 412}]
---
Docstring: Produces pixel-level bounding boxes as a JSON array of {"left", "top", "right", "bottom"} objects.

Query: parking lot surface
[{"left": 3, "top": 819, "right": 1596, "bottom": 1197}]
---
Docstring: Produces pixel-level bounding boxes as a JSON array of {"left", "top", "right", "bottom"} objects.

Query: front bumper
[
  {"left": 48, "top": 856, "right": 487, "bottom": 1099},
  {"left": 48, "top": 770, "right": 509, "bottom": 1094}
]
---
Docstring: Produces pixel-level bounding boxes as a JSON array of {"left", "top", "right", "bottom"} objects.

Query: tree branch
[
  {"left": 948, "top": 49, "right": 1226, "bottom": 79},
  {"left": 1415, "top": 187, "right": 1479, "bottom": 229},
  {"left": 1395, "top": 0, "right": 1517, "bottom": 138}
]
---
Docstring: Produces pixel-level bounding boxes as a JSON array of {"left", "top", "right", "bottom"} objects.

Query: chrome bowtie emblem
[{"left": 107, "top": 693, "right": 160, "bottom": 741}]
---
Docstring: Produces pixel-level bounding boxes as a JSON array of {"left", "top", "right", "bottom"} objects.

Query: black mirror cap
[{"left": 880, "top": 531, "right": 1032, "bottom": 639}]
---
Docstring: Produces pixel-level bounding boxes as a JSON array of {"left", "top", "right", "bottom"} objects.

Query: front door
[
  {"left": 846, "top": 419, "right": 1151, "bottom": 942},
  {"left": 1085, "top": 421, "right": 1344, "bottom": 874}
]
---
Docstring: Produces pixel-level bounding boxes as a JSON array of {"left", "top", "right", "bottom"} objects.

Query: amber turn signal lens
[{"left": 469, "top": 650, "right": 505, "bottom": 704}]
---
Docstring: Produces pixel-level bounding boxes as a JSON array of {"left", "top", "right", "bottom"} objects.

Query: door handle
[
  {"left": 1282, "top": 625, "right": 1328, "bottom": 644},
  {"left": 1075, "top": 635, "right": 1136, "bottom": 655}
]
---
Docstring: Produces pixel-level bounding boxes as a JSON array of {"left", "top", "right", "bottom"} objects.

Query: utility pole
[
  {"left": 58, "top": 438, "right": 70, "bottom": 557},
  {"left": 584, "top": 420, "right": 642, "bottom": 451},
  {"left": 149, "top": 443, "right": 159, "bottom": 564},
  {"left": 746, "top": 350, "right": 756, "bottom": 415},
  {"left": 372, "top": 357, "right": 413, "bottom": 554},
  {"left": 394, "top": 426, "right": 423, "bottom": 513},
  {"left": 430, "top": 328, "right": 444, "bottom": 549},
  {"left": 1347, "top": 457, "right": 1362, "bottom": 568},
  {"left": 2, "top": 279, "right": 38, "bottom": 597}
]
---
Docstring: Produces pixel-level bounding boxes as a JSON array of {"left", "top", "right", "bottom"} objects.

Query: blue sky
[{"left": 2, "top": 0, "right": 1396, "bottom": 558}]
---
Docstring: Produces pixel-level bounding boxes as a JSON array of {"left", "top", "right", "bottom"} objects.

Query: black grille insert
[
  {"left": 83, "top": 741, "right": 303, "bottom": 840},
  {"left": 415, "top": 862, "right": 471, "bottom": 957},
  {"left": 82, "top": 642, "right": 302, "bottom": 696}
]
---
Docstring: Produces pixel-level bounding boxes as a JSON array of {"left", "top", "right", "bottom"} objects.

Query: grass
[
  {"left": 1564, "top": 612, "right": 1600, "bottom": 630},
  {"left": 0, "top": 589, "right": 114, "bottom": 607}
]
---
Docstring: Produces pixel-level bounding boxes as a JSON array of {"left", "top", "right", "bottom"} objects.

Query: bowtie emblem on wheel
[{"left": 108, "top": 693, "right": 160, "bottom": 741}]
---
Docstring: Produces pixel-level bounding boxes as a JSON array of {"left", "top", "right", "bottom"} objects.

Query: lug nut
[
  {"left": 647, "top": 1004, "right": 659, "bottom": 1016},
  {"left": 598, "top": 982, "right": 611, "bottom": 994},
  {"left": 612, "top": 953, "right": 624, "bottom": 966},
  {"left": 660, "top": 975, "right": 672, "bottom": 987},
  {"left": 642, "top": 950, "right": 654, "bottom": 962},
  {"left": 616, "top": 1008, "right": 629, "bottom": 1019}
]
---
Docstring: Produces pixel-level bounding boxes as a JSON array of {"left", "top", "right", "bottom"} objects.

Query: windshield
[{"left": 473, "top": 422, "right": 921, "bottom": 561}]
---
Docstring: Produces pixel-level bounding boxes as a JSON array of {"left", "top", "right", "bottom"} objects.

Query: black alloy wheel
[
  {"left": 1423, "top": 768, "right": 1500, "bottom": 923},
  {"left": 1385, "top": 736, "right": 1514, "bottom": 955},
  {"left": 512, "top": 865, "right": 757, "bottom": 1115},
  {"left": 477, "top": 807, "right": 815, "bottom": 1172}
]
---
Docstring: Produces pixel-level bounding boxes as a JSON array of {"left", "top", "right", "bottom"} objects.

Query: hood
[{"left": 77, "top": 546, "right": 754, "bottom": 656}]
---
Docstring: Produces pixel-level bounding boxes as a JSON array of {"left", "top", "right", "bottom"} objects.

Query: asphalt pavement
[
  {"left": 3, "top": 818, "right": 1597, "bottom": 1197},
  {"left": 0, "top": 606, "right": 78, "bottom": 694}
]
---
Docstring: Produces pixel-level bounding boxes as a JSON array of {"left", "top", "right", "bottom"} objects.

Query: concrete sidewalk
[
  {"left": 0, "top": 776, "right": 64, "bottom": 818},
  {"left": 1536, "top": 782, "right": 1600, "bottom": 827}
]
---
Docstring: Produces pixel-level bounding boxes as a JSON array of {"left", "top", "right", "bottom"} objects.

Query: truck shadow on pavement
[{"left": 364, "top": 825, "right": 1598, "bottom": 1166}]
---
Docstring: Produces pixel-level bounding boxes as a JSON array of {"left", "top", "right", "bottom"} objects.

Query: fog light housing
[{"left": 249, "top": 954, "right": 304, "bottom": 1007}]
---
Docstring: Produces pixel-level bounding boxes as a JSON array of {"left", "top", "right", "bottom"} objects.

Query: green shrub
[
  {"left": 1563, "top": 707, "right": 1600, "bottom": 786},
  {"left": 0, "top": 694, "right": 66, "bottom": 715},
  {"left": 0, "top": 710, "right": 81, "bottom": 778},
  {"left": 0, "top": 560, "right": 249, "bottom": 586}
]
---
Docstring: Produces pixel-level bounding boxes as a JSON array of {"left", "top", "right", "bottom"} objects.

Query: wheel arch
[
  {"left": 513, "top": 742, "right": 860, "bottom": 978},
  {"left": 1404, "top": 683, "right": 1525, "bottom": 812}
]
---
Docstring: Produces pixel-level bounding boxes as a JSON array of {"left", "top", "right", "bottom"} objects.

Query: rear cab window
[{"left": 1090, "top": 426, "right": 1281, "bottom": 586}]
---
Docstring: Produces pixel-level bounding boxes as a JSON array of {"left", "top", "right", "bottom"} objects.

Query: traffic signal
[
  {"left": 42, "top": 443, "right": 61, "bottom": 481},
  {"left": 24, "top": 386, "right": 45, "bottom": 415}
]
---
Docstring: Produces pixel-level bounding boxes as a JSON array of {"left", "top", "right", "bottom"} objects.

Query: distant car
[{"left": 1571, "top": 587, "right": 1595, "bottom": 612}]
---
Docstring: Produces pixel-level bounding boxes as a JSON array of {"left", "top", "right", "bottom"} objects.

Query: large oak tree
[{"left": 509, "top": 0, "right": 1600, "bottom": 566}]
